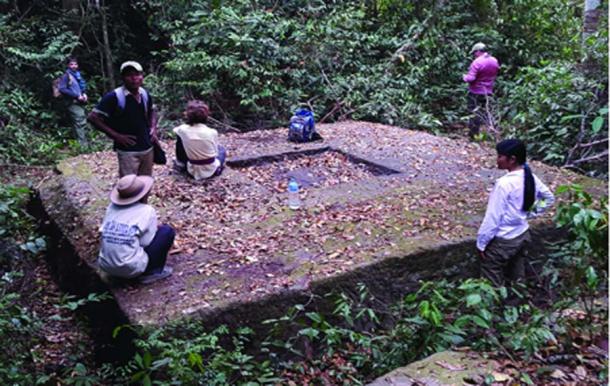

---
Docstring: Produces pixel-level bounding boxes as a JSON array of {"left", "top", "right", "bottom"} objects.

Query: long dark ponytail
[{"left": 496, "top": 139, "right": 535, "bottom": 211}]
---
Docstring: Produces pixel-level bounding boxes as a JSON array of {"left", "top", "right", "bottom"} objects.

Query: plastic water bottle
[{"left": 288, "top": 178, "right": 301, "bottom": 210}]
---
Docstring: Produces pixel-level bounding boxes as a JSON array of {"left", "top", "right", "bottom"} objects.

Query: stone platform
[
  {"left": 368, "top": 350, "right": 498, "bottom": 386},
  {"left": 39, "top": 121, "right": 601, "bottom": 327}
]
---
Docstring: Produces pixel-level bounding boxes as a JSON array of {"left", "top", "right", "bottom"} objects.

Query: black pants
[
  {"left": 467, "top": 92, "right": 491, "bottom": 138},
  {"left": 176, "top": 136, "right": 188, "bottom": 165},
  {"left": 480, "top": 230, "right": 531, "bottom": 287},
  {"left": 143, "top": 224, "right": 175, "bottom": 274},
  {"left": 175, "top": 137, "right": 226, "bottom": 177}
]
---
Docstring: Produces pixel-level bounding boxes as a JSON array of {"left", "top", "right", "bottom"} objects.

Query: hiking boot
[{"left": 138, "top": 266, "right": 173, "bottom": 285}]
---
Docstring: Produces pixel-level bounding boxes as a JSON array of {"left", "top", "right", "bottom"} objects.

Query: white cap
[
  {"left": 470, "top": 42, "right": 487, "bottom": 53},
  {"left": 120, "top": 61, "right": 143, "bottom": 74}
]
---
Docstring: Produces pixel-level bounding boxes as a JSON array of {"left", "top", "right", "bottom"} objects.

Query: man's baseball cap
[
  {"left": 120, "top": 61, "right": 143, "bottom": 74},
  {"left": 470, "top": 42, "right": 487, "bottom": 53}
]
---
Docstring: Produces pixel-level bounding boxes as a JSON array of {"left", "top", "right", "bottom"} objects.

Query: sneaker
[
  {"left": 138, "top": 266, "right": 173, "bottom": 285},
  {"left": 213, "top": 166, "right": 224, "bottom": 177},
  {"left": 172, "top": 160, "right": 186, "bottom": 173}
]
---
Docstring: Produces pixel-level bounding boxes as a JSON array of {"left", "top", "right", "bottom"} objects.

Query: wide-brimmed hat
[
  {"left": 470, "top": 42, "right": 487, "bottom": 53},
  {"left": 120, "top": 61, "right": 143, "bottom": 74},
  {"left": 110, "top": 174, "right": 154, "bottom": 206}
]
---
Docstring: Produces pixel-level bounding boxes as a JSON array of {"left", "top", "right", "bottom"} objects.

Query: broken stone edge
[{"left": 37, "top": 173, "right": 565, "bottom": 346}]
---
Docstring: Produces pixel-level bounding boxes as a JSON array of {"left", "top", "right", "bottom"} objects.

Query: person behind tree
[
  {"left": 58, "top": 56, "right": 89, "bottom": 148},
  {"left": 88, "top": 61, "right": 158, "bottom": 177},
  {"left": 462, "top": 42, "right": 500, "bottom": 139},
  {"left": 98, "top": 174, "right": 174, "bottom": 284},
  {"left": 477, "top": 139, "right": 555, "bottom": 287},
  {"left": 172, "top": 100, "right": 227, "bottom": 180}
]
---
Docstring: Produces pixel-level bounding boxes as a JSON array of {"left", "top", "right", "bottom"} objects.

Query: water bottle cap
[{"left": 288, "top": 179, "right": 299, "bottom": 192}]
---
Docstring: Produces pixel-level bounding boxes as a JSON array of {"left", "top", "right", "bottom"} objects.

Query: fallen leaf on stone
[
  {"left": 574, "top": 366, "right": 587, "bottom": 378},
  {"left": 45, "top": 334, "right": 63, "bottom": 343},
  {"left": 327, "top": 251, "right": 341, "bottom": 259},
  {"left": 550, "top": 369, "right": 566, "bottom": 379},
  {"left": 434, "top": 360, "right": 465, "bottom": 371},
  {"left": 169, "top": 246, "right": 184, "bottom": 255},
  {"left": 491, "top": 371, "right": 511, "bottom": 382}
]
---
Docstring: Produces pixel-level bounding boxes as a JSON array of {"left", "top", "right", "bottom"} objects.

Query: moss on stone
[
  {"left": 38, "top": 122, "right": 606, "bottom": 328},
  {"left": 369, "top": 350, "right": 497, "bottom": 386}
]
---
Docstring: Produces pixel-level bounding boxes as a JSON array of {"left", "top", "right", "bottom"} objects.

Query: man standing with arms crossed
[
  {"left": 88, "top": 61, "right": 158, "bottom": 177},
  {"left": 463, "top": 42, "right": 500, "bottom": 139}
]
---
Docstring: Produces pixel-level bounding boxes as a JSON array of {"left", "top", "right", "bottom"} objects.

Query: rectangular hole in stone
[{"left": 227, "top": 148, "right": 399, "bottom": 190}]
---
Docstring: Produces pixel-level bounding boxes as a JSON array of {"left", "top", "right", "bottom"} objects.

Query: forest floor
[{"left": 0, "top": 165, "right": 97, "bottom": 382}]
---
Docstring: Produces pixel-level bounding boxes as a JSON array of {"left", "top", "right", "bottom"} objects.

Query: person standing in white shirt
[
  {"left": 477, "top": 139, "right": 555, "bottom": 287},
  {"left": 98, "top": 174, "right": 175, "bottom": 284},
  {"left": 173, "top": 100, "right": 226, "bottom": 180}
]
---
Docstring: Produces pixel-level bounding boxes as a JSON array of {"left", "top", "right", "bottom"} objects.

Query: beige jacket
[{"left": 173, "top": 123, "right": 220, "bottom": 180}]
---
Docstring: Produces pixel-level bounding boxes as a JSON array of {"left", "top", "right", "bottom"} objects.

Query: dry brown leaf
[
  {"left": 434, "top": 360, "right": 466, "bottom": 371},
  {"left": 574, "top": 366, "right": 587, "bottom": 378},
  {"left": 491, "top": 371, "right": 511, "bottom": 382},
  {"left": 550, "top": 369, "right": 567, "bottom": 379}
]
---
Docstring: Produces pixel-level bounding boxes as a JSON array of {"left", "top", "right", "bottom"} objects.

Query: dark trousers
[
  {"left": 143, "top": 224, "right": 175, "bottom": 274},
  {"left": 176, "top": 136, "right": 188, "bottom": 165},
  {"left": 175, "top": 138, "right": 226, "bottom": 177},
  {"left": 66, "top": 101, "right": 88, "bottom": 148},
  {"left": 214, "top": 145, "right": 227, "bottom": 176},
  {"left": 481, "top": 230, "right": 531, "bottom": 287},
  {"left": 467, "top": 92, "right": 491, "bottom": 138}
]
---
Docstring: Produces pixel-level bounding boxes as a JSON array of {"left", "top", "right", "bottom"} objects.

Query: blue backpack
[{"left": 288, "top": 108, "right": 316, "bottom": 142}]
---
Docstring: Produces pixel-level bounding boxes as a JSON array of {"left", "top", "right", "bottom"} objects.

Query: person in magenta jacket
[{"left": 463, "top": 42, "right": 500, "bottom": 139}]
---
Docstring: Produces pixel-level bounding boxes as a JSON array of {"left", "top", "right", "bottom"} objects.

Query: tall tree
[
  {"left": 583, "top": 0, "right": 601, "bottom": 37},
  {"left": 94, "top": 0, "right": 116, "bottom": 88},
  {"left": 564, "top": 0, "right": 607, "bottom": 171}
]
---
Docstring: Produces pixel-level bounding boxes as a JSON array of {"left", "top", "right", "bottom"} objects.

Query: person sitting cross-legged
[
  {"left": 173, "top": 100, "right": 226, "bottom": 180},
  {"left": 98, "top": 174, "right": 174, "bottom": 285}
]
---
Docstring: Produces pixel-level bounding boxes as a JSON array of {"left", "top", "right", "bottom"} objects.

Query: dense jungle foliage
[
  {"left": 0, "top": 0, "right": 607, "bottom": 173},
  {"left": 0, "top": 0, "right": 608, "bottom": 384}
]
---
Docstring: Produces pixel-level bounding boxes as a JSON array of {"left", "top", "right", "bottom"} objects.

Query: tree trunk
[
  {"left": 61, "top": 0, "right": 81, "bottom": 34},
  {"left": 62, "top": 0, "right": 80, "bottom": 12},
  {"left": 566, "top": 0, "right": 606, "bottom": 172},
  {"left": 583, "top": 0, "right": 601, "bottom": 37},
  {"left": 97, "top": 0, "right": 115, "bottom": 88},
  {"left": 581, "top": 0, "right": 601, "bottom": 82}
]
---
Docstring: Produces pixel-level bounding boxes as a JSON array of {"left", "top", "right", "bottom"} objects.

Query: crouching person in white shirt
[
  {"left": 173, "top": 100, "right": 227, "bottom": 180},
  {"left": 98, "top": 174, "right": 175, "bottom": 284},
  {"left": 477, "top": 139, "right": 555, "bottom": 287}
]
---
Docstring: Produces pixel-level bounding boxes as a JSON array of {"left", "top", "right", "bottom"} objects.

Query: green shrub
[
  {"left": 0, "top": 185, "right": 42, "bottom": 384},
  {"left": 0, "top": 88, "right": 66, "bottom": 165},
  {"left": 147, "top": 0, "right": 596, "bottom": 133},
  {"left": 117, "top": 322, "right": 278, "bottom": 385},
  {"left": 499, "top": 63, "right": 604, "bottom": 164},
  {"left": 0, "top": 284, "right": 41, "bottom": 385},
  {"left": 395, "top": 279, "right": 556, "bottom": 359},
  {"left": 555, "top": 184, "right": 608, "bottom": 259},
  {"left": 0, "top": 185, "right": 31, "bottom": 239}
]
